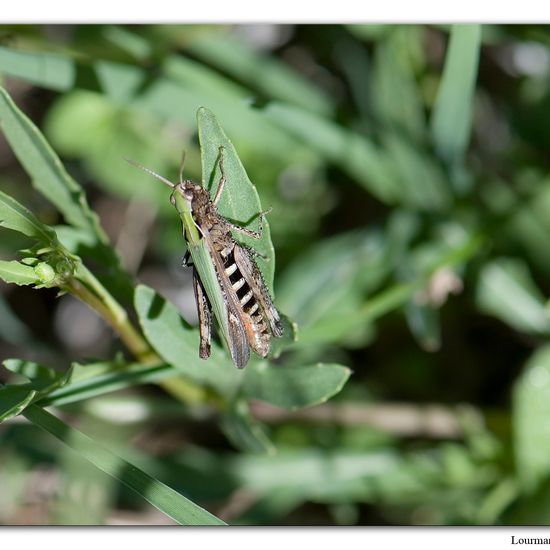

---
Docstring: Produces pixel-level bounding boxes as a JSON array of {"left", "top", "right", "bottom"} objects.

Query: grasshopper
[{"left": 127, "top": 147, "right": 283, "bottom": 368}]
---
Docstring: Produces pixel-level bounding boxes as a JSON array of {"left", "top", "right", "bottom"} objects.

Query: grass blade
[
  {"left": 430, "top": 25, "right": 482, "bottom": 164},
  {"left": 264, "top": 102, "right": 400, "bottom": 204},
  {"left": 40, "top": 361, "right": 176, "bottom": 407},
  {"left": 22, "top": 404, "right": 226, "bottom": 525},
  {"left": 0, "top": 384, "right": 37, "bottom": 422},
  {"left": 513, "top": 345, "right": 550, "bottom": 492}
]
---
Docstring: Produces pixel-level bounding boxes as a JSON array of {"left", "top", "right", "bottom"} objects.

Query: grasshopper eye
[{"left": 181, "top": 184, "right": 195, "bottom": 201}]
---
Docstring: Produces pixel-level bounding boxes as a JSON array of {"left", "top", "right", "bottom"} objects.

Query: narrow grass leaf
[
  {"left": 3, "top": 358, "right": 73, "bottom": 394},
  {"left": 430, "top": 25, "right": 482, "bottom": 163},
  {"left": 41, "top": 361, "right": 176, "bottom": 407},
  {"left": 476, "top": 258, "right": 550, "bottom": 336},
  {"left": 513, "top": 345, "right": 550, "bottom": 492},
  {"left": 22, "top": 405, "right": 226, "bottom": 525},
  {"left": 0, "top": 384, "right": 37, "bottom": 422},
  {"left": 264, "top": 102, "right": 400, "bottom": 204},
  {"left": 371, "top": 30, "right": 426, "bottom": 140}
]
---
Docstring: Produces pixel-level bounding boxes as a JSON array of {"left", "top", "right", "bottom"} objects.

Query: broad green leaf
[
  {"left": 197, "top": 106, "right": 276, "bottom": 289},
  {"left": 0, "top": 383, "right": 37, "bottom": 422},
  {"left": 476, "top": 258, "right": 550, "bottom": 336},
  {"left": 264, "top": 102, "right": 400, "bottom": 204},
  {"left": 0, "top": 46, "right": 76, "bottom": 91},
  {"left": 0, "top": 260, "right": 40, "bottom": 286},
  {"left": 22, "top": 405, "right": 226, "bottom": 525},
  {"left": 243, "top": 363, "right": 351, "bottom": 410},
  {"left": 187, "top": 32, "right": 334, "bottom": 116},
  {"left": 45, "top": 91, "right": 174, "bottom": 203},
  {"left": 513, "top": 345, "right": 550, "bottom": 491},
  {"left": 0, "top": 87, "right": 107, "bottom": 242},
  {"left": 134, "top": 284, "right": 241, "bottom": 395},
  {"left": 430, "top": 25, "right": 481, "bottom": 163},
  {"left": 0, "top": 189, "right": 57, "bottom": 245}
]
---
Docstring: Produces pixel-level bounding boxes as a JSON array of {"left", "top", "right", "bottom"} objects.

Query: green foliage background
[{"left": 0, "top": 24, "right": 549, "bottom": 525}]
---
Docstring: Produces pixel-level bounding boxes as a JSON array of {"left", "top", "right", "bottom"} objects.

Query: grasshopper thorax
[{"left": 171, "top": 180, "right": 210, "bottom": 210}]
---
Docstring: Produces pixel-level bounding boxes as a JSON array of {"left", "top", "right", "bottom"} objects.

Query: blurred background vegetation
[{"left": 1, "top": 23, "right": 550, "bottom": 525}]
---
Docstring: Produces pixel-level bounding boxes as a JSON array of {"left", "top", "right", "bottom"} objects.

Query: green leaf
[
  {"left": 0, "top": 384, "right": 37, "bottom": 422},
  {"left": 430, "top": 25, "right": 481, "bottom": 163},
  {"left": 371, "top": 28, "right": 426, "bottom": 140},
  {"left": 133, "top": 78, "right": 302, "bottom": 161},
  {"left": 0, "top": 86, "right": 107, "bottom": 242},
  {"left": 243, "top": 363, "right": 352, "bottom": 410},
  {"left": 382, "top": 131, "right": 451, "bottom": 211},
  {"left": 0, "top": 189, "right": 57, "bottom": 245},
  {"left": 197, "top": 106, "right": 276, "bottom": 290},
  {"left": 0, "top": 260, "right": 40, "bottom": 286},
  {"left": 264, "top": 102, "right": 400, "bottom": 204},
  {"left": 220, "top": 398, "right": 276, "bottom": 455},
  {"left": 0, "top": 46, "right": 76, "bottom": 91},
  {"left": 164, "top": 55, "right": 250, "bottom": 102},
  {"left": 513, "top": 345, "right": 550, "bottom": 491},
  {"left": 22, "top": 405, "right": 226, "bottom": 525},
  {"left": 134, "top": 284, "right": 241, "bottom": 395},
  {"left": 276, "top": 229, "right": 388, "bottom": 346},
  {"left": 41, "top": 361, "right": 176, "bottom": 407},
  {"left": 405, "top": 301, "right": 441, "bottom": 352},
  {"left": 476, "top": 258, "right": 550, "bottom": 336},
  {"left": 3, "top": 358, "right": 73, "bottom": 395},
  {"left": 0, "top": 45, "right": 303, "bottom": 163}
]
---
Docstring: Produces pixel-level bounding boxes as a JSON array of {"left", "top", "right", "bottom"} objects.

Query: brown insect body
[
  {"left": 127, "top": 149, "right": 283, "bottom": 369},
  {"left": 180, "top": 179, "right": 282, "bottom": 367}
]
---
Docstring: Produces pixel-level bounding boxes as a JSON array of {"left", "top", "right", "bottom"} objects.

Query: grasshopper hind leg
[{"left": 192, "top": 267, "right": 212, "bottom": 360}]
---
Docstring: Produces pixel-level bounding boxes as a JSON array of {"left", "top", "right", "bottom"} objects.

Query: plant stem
[
  {"left": 66, "top": 263, "right": 209, "bottom": 405},
  {"left": 68, "top": 265, "right": 155, "bottom": 363}
]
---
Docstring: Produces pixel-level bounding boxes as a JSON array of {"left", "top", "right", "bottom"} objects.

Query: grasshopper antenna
[
  {"left": 178, "top": 150, "right": 187, "bottom": 184},
  {"left": 124, "top": 157, "right": 175, "bottom": 189}
]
